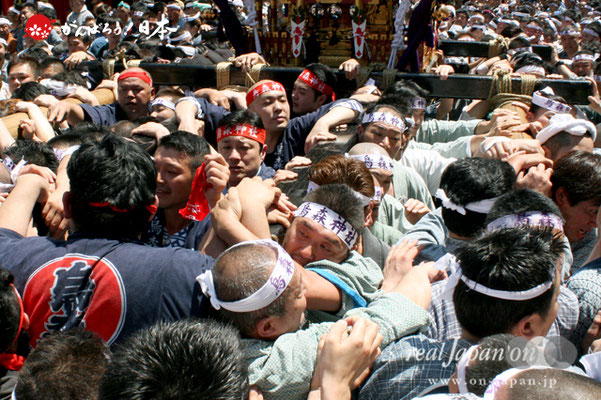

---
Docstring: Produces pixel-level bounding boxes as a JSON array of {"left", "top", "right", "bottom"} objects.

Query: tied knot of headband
[
  {"left": 294, "top": 202, "right": 358, "bottom": 248},
  {"left": 298, "top": 69, "right": 335, "bottom": 101},
  {"left": 197, "top": 240, "right": 295, "bottom": 312},
  {"left": 435, "top": 189, "right": 498, "bottom": 216},
  {"left": 361, "top": 112, "right": 406, "bottom": 132},
  {"left": 118, "top": 70, "right": 153, "bottom": 87},
  {"left": 216, "top": 123, "right": 266, "bottom": 145},
  {"left": 536, "top": 113, "right": 597, "bottom": 144},
  {"left": 246, "top": 81, "right": 286, "bottom": 106}
]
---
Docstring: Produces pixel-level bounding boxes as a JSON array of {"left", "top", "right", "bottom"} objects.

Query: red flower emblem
[{"left": 25, "top": 14, "right": 55, "bottom": 41}]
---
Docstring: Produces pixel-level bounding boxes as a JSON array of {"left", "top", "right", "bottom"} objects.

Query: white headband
[
  {"left": 572, "top": 53, "right": 596, "bottom": 62},
  {"left": 40, "top": 79, "right": 79, "bottom": 98},
  {"left": 514, "top": 65, "right": 546, "bottom": 75},
  {"left": 582, "top": 27, "right": 600, "bottom": 38},
  {"left": 346, "top": 153, "right": 395, "bottom": 171},
  {"left": 483, "top": 366, "right": 552, "bottom": 399},
  {"left": 0, "top": 38, "right": 7, "bottom": 48},
  {"left": 411, "top": 97, "right": 427, "bottom": 110},
  {"left": 487, "top": 211, "right": 564, "bottom": 232},
  {"left": 457, "top": 345, "right": 479, "bottom": 394},
  {"left": 362, "top": 112, "right": 406, "bottom": 132},
  {"left": 512, "top": 11, "right": 530, "bottom": 18},
  {"left": 499, "top": 18, "right": 519, "bottom": 26},
  {"left": 133, "top": 11, "right": 145, "bottom": 17},
  {"left": 294, "top": 202, "right": 358, "bottom": 248},
  {"left": 526, "top": 24, "right": 543, "bottom": 32},
  {"left": 197, "top": 239, "right": 295, "bottom": 312},
  {"left": 177, "top": 45, "right": 197, "bottom": 56},
  {"left": 508, "top": 47, "right": 533, "bottom": 56},
  {"left": 2, "top": 156, "right": 27, "bottom": 184},
  {"left": 0, "top": 17, "right": 11, "bottom": 26},
  {"left": 532, "top": 91, "right": 572, "bottom": 114},
  {"left": 167, "top": 4, "right": 182, "bottom": 10},
  {"left": 536, "top": 113, "right": 597, "bottom": 144},
  {"left": 440, "top": 260, "right": 554, "bottom": 302},
  {"left": 150, "top": 98, "right": 176, "bottom": 110},
  {"left": 170, "top": 30, "right": 192, "bottom": 43},
  {"left": 435, "top": 188, "right": 498, "bottom": 215},
  {"left": 8, "top": 7, "right": 20, "bottom": 15},
  {"left": 471, "top": 24, "right": 487, "bottom": 30},
  {"left": 373, "top": 186, "right": 383, "bottom": 202},
  {"left": 306, "top": 181, "right": 372, "bottom": 207}
]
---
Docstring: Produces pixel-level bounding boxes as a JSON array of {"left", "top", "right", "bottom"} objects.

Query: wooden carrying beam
[
  {"left": 83, "top": 61, "right": 594, "bottom": 104},
  {"left": 439, "top": 40, "right": 553, "bottom": 61},
  {"left": 3, "top": 88, "right": 115, "bottom": 139}
]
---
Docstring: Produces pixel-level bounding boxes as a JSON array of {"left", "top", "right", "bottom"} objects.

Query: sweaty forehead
[{"left": 119, "top": 77, "right": 148, "bottom": 88}]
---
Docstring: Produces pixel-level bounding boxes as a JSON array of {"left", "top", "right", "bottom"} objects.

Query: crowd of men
[{"left": 4, "top": 0, "right": 601, "bottom": 399}]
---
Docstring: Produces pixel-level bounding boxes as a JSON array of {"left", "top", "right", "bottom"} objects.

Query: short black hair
[
  {"left": 157, "top": 131, "right": 210, "bottom": 172},
  {"left": 11, "top": 81, "right": 50, "bottom": 101},
  {"left": 440, "top": 158, "right": 516, "bottom": 238},
  {"left": 551, "top": 151, "right": 601, "bottom": 206},
  {"left": 15, "top": 328, "right": 109, "bottom": 400},
  {"left": 4, "top": 140, "right": 59, "bottom": 173},
  {"left": 486, "top": 189, "right": 563, "bottom": 225},
  {"left": 465, "top": 334, "right": 516, "bottom": 395},
  {"left": 217, "top": 109, "right": 264, "bottom": 130},
  {"left": 454, "top": 227, "right": 564, "bottom": 338},
  {"left": 0, "top": 267, "right": 20, "bottom": 353},
  {"left": 99, "top": 319, "right": 249, "bottom": 400},
  {"left": 67, "top": 134, "right": 157, "bottom": 238}
]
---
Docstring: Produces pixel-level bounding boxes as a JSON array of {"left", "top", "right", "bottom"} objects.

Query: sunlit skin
[
  {"left": 291, "top": 79, "right": 326, "bottom": 115},
  {"left": 282, "top": 217, "right": 349, "bottom": 266},
  {"left": 217, "top": 136, "right": 266, "bottom": 187},
  {"left": 117, "top": 69, "right": 155, "bottom": 120},
  {"left": 8, "top": 63, "right": 36, "bottom": 93}
]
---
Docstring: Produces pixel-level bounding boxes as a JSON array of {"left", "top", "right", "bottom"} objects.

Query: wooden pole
[{"left": 2, "top": 88, "right": 115, "bottom": 139}]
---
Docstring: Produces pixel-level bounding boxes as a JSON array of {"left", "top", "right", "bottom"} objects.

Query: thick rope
[
  {"left": 488, "top": 36, "right": 511, "bottom": 58},
  {"left": 381, "top": 68, "right": 397, "bottom": 90},
  {"left": 488, "top": 69, "right": 538, "bottom": 110},
  {"left": 245, "top": 63, "right": 266, "bottom": 87},
  {"left": 103, "top": 59, "right": 115, "bottom": 79},
  {"left": 216, "top": 62, "right": 233, "bottom": 89}
]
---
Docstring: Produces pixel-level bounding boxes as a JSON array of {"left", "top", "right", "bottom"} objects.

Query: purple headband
[
  {"left": 294, "top": 202, "right": 358, "bottom": 248},
  {"left": 197, "top": 240, "right": 295, "bottom": 312}
]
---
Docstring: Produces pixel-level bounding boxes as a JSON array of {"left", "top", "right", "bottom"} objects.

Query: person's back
[{"left": 0, "top": 135, "right": 213, "bottom": 346}]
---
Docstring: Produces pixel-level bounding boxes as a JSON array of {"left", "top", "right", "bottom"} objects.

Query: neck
[
  {"left": 460, "top": 330, "right": 480, "bottom": 343},
  {"left": 449, "top": 231, "right": 471, "bottom": 241},
  {"left": 265, "top": 129, "right": 283, "bottom": 153},
  {"left": 163, "top": 206, "right": 190, "bottom": 235}
]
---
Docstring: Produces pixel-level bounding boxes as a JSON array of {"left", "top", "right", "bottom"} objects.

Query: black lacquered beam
[
  {"left": 83, "top": 62, "right": 593, "bottom": 104},
  {"left": 440, "top": 40, "right": 553, "bottom": 61}
]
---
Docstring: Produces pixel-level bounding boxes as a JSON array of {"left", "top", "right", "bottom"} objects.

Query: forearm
[
  {"left": 66, "top": 103, "right": 85, "bottom": 126},
  {"left": 319, "top": 107, "right": 359, "bottom": 130},
  {"left": 27, "top": 104, "right": 56, "bottom": 142},
  {"left": 211, "top": 207, "right": 261, "bottom": 245},
  {"left": 0, "top": 175, "right": 44, "bottom": 236},
  {"left": 0, "top": 119, "right": 15, "bottom": 150}
]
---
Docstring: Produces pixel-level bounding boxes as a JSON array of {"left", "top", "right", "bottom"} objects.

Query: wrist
[{"left": 320, "top": 377, "right": 352, "bottom": 399}]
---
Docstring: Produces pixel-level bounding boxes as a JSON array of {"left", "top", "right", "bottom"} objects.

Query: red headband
[
  {"left": 246, "top": 81, "right": 286, "bottom": 106},
  {"left": 88, "top": 202, "right": 158, "bottom": 216},
  {"left": 298, "top": 69, "right": 335, "bottom": 100},
  {"left": 0, "top": 284, "right": 26, "bottom": 372},
  {"left": 216, "top": 124, "right": 266, "bottom": 145},
  {"left": 118, "top": 70, "right": 153, "bottom": 87}
]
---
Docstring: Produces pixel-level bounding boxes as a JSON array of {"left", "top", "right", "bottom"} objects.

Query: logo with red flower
[{"left": 25, "top": 14, "right": 55, "bottom": 40}]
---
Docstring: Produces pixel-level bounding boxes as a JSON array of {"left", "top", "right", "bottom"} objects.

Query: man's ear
[
  {"left": 526, "top": 112, "right": 534, "bottom": 123},
  {"left": 260, "top": 144, "right": 267, "bottom": 162},
  {"left": 316, "top": 93, "right": 328, "bottom": 108},
  {"left": 510, "top": 313, "right": 544, "bottom": 340},
  {"left": 542, "top": 145, "right": 553, "bottom": 161},
  {"left": 63, "top": 191, "right": 72, "bottom": 219},
  {"left": 554, "top": 186, "right": 569, "bottom": 206},
  {"left": 364, "top": 202, "right": 374, "bottom": 227},
  {"left": 255, "top": 315, "right": 281, "bottom": 340}
]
